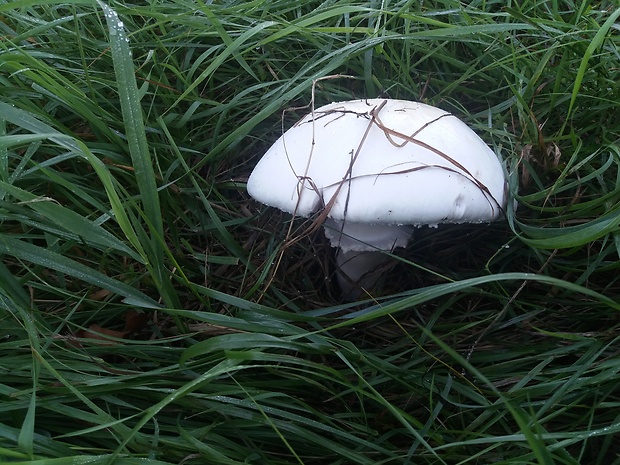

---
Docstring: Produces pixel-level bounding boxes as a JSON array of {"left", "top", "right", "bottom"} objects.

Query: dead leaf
[{"left": 75, "top": 324, "right": 128, "bottom": 346}]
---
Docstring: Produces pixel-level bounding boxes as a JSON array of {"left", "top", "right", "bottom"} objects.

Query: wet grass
[{"left": 0, "top": 0, "right": 619, "bottom": 463}]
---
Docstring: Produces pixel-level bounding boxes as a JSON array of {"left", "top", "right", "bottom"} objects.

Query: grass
[{"left": 0, "top": 0, "right": 619, "bottom": 463}]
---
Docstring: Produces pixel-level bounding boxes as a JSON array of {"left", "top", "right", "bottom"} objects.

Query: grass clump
[{"left": 0, "top": 0, "right": 619, "bottom": 464}]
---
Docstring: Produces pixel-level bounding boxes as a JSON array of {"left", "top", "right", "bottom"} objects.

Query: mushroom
[{"left": 247, "top": 99, "right": 508, "bottom": 299}]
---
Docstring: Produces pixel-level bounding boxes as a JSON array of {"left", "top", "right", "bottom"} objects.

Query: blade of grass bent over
[
  {"left": 562, "top": 7, "right": 620, "bottom": 134},
  {"left": 0, "top": 180, "right": 143, "bottom": 262},
  {"left": 0, "top": 102, "right": 146, "bottom": 261},
  {"left": 0, "top": 234, "right": 159, "bottom": 308}
]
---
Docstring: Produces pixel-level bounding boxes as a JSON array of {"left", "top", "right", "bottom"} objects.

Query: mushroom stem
[
  {"left": 323, "top": 219, "right": 413, "bottom": 300},
  {"left": 335, "top": 249, "right": 394, "bottom": 301}
]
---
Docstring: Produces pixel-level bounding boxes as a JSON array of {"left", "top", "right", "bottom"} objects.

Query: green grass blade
[
  {"left": 0, "top": 234, "right": 158, "bottom": 308},
  {"left": 0, "top": 102, "right": 147, "bottom": 260},
  {"left": 563, "top": 7, "right": 620, "bottom": 132},
  {"left": 97, "top": 1, "right": 163, "bottom": 240},
  {"left": 0, "top": 180, "right": 143, "bottom": 262}
]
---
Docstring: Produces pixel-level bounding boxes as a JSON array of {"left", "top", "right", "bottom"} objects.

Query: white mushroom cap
[{"left": 247, "top": 99, "right": 507, "bottom": 251}]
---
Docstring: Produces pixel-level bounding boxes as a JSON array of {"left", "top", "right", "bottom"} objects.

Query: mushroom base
[{"left": 336, "top": 250, "right": 394, "bottom": 301}]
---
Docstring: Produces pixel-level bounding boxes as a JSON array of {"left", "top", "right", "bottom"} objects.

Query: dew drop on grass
[
  {"left": 100, "top": 2, "right": 134, "bottom": 61},
  {"left": 101, "top": 2, "right": 125, "bottom": 38},
  {"left": 95, "top": 3, "right": 139, "bottom": 141}
]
